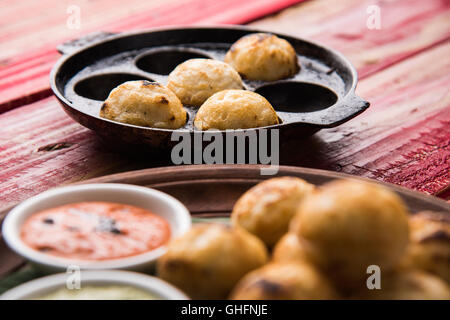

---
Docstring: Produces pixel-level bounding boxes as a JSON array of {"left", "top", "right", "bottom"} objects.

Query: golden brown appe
[
  {"left": 272, "top": 233, "right": 310, "bottom": 263},
  {"left": 193, "top": 89, "right": 279, "bottom": 130},
  {"left": 230, "top": 262, "right": 338, "bottom": 300},
  {"left": 225, "top": 33, "right": 299, "bottom": 81},
  {"left": 291, "top": 179, "right": 410, "bottom": 291},
  {"left": 231, "top": 177, "right": 314, "bottom": 248},
  {"left": 100, "top": 80, "right": 186, "bottom": 129},
  {"left": 401, "top": 211, "right": 450, "bottom": 282},
  {"left": 167, "top": 58, "right": 243, "bottom": 107},
  {"left": 352, "top": 269, "right": 450, "bottom": 300},
  {"left": 157, "top": 223, "right": 268, "bottom": 299}
]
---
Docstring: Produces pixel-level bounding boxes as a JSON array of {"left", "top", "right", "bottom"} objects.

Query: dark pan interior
[{"left": 54, "top": 28, "right": 358, "bottom": 130}]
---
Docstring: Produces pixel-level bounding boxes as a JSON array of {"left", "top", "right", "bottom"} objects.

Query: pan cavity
[
  {"left": 135, "top": 48, "right": 212, "bottom": 75},
  {"left": 74, "top": 73, "right": 154, "bottom": 101},
  {"left": 255, "top": 82, "right": 338, "bottom": 113}
]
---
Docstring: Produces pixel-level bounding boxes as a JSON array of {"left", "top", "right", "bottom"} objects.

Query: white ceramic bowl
[
  {"left": 0, "top": 270, "right": 188, "bottom": 300},
  {"left": 2, "top": 183, "right": 191, "bottom": 272}
]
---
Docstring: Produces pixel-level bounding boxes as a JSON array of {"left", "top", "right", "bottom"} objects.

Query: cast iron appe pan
[{"left": 50, "top": 26, "right": 370, "bottom": 150}]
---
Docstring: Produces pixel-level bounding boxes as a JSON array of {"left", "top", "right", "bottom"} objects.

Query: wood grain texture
[
  {"left": 0, "top": 97, "right": 153, "bottom": 209},
  {"left": 0, "top": 0, "right": 302, "bottom": 113},
  {"left": 279, "top": 42, "right": 450, "bottom": 196},
  {"left": 0, "top": 38, "right": 448, "bottom": 210},
  {"left": 0, "top": 165, "right": 448, "bottom": 278}
]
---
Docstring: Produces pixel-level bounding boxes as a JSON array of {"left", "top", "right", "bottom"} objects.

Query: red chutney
[{"left": 20, "top": 202, "right": 171, "bottom": 261}]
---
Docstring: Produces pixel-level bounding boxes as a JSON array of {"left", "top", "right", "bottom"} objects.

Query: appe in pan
[{"left": 100, "top": 80, "right": 186, "bottom": 129}]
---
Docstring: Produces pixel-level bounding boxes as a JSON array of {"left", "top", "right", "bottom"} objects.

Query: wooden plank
[
  {"left": 0, "top": 96, "right": 150, "bottom": 209},
  {"left": 281, "top": 41, "right": 450, "bottom": 196},
  {"left": 0, "top": 0, "right": 302, "bottom": 113},
  {"left": 2, "top": 0, "right": 450, "bottom": 112},
  {"left": 0, "top": 41, "right": 449, "bottom": 211}
]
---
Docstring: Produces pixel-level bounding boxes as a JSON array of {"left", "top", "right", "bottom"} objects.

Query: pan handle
[
  {"left": 57, "top": 31, "right": 117, "bottom": 55},
  {"left": 292, "top": 93, "right": 369, "bottom": 128}
]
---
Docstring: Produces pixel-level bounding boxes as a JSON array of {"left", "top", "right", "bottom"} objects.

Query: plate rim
[
  {"left": 49, "top": 25, "right": 362, "bottom": 133},
  {"left": 71, "top": 164, "right": 450, "bottom": 212}
]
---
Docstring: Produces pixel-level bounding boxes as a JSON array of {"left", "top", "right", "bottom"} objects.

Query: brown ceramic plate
[{"left": 1, "top": 165, "right": 449, "bottom": 278}]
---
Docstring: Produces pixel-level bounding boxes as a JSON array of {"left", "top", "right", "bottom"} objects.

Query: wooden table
[{"left": 1, "top": 0, "right": 449, "bottom": 215}]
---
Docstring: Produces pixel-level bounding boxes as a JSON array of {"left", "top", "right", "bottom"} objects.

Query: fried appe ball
[
  {"left": 157, "top": 223, "right": 268, "bottom": 299},
  {"left": 230, "top": 262, "right": 338, "bottom": 300},
  {"left": 272, "top": 233, "right": 310, "bottom": 264},
  {"left": 225, "top": 33, "right": 299, "bottom": 81},
  {"left": 401, "top": 211, "right": 450, "bottom": 282},
  {"left": 231, "top": 177, "right": 314, "bottom": 248},
  {"left": 193, "top": 89, "right": 279, "bottom": 130},
  {"left": 290, "top": 179, "right": 410, "bottom": 291},
  {"left": 100, "top": 80, "right": 186, "bottom": 129},
  {"left": 353, "top": 269, "right": 450, "bottom": 300},
  {"left": 167, "top": 58, "right": 243, "bottom": 107}
]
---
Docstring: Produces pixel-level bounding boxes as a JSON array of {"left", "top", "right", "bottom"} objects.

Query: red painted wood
[{"left": 0, "top": 0, "right": 303, "bottom": 113}]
